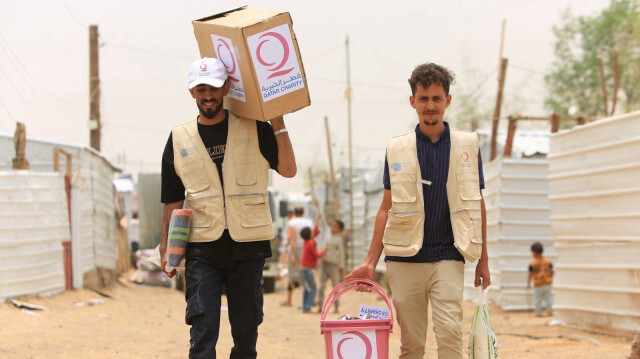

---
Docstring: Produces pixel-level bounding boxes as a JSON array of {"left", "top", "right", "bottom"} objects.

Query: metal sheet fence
[{"left": 548, "top": 110, "right": 640, "bottom": 333}]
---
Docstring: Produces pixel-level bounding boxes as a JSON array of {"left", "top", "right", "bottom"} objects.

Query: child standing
[
  {"left": 300, "top": 226, "right": 326, "bottom": 313},
  {"left": 316, "top": 217, "right": 345, "bottom": 314},
  {"left": 527, "top": 242, "right": 554, "bottom": 316}
]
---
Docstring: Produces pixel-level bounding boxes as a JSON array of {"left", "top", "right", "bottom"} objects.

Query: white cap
[{"left": 188, "top": 57, "right": 228, "bottom": 89}]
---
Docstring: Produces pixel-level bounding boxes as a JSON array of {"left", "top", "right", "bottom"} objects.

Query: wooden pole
[
  {"left": 89, "top": 25, "right": 101, "bottom": 151},
  {"left": 490, "top": 19, "right": 507, "bottom": 160},
  {"left": 324, "top": 116, "right": 341, "bottom": 220},
  {"left": 308, "top": 167, "right": 315, "bottom": 195},
  {"left": 503, "top": 116, "right": 517, "bottom": 158},
  {"left": 345, "top": 35, "right": 354, "bottom": 271},
  {"left": 12, "top": 122, "right": 30, "bottom": 170},
  {"left": 490, "top": 57, "right": 508, "bottom": 160},
  {"left": 551, "top": 113, "right": 560, "bottom": 133},
  {"left": 498, "top": 19, "right": 506, "bottom": 64},
  {"left": 597, "top": 57, "right": 608, "bottom": 116},
  {"left": 611, "top": 50, "right": 619, "bottom": 116}
]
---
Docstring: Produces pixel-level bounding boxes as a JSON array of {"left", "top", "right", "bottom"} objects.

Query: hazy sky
[{"left": 0, "top": 0, "right": 610, "bottom": 193}]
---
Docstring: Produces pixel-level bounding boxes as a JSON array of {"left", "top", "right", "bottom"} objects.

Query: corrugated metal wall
[
  {"left": 465, "top": 157, "right": 502, "bottom": 302},
  {"left": 337, "top": 166, "right": 386, "bottom": 272},
  {"left": 91, "top": 153, "right": 118, "bottom": 270},
  {"left": 548, "top": 111, "right": 640, "bottom": 333},
  {"left": 464, "top": 157, "right": 556, "bottom": 311},
  {"left": 0, "top": 172, "right": 68, "bottom": 301},
  {"left": 0, "top": 135, "right": 119, "bottom": 293},
  {"left": 137, "top": 173, "right": 163, "bottom": 249},
  {"left": 497, "top": 157, "right": 555, "bottom": 310}
]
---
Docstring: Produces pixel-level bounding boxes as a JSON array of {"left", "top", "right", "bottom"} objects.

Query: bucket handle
[{"left": 320, "top": 278, "right": 393, "bottom": 322}]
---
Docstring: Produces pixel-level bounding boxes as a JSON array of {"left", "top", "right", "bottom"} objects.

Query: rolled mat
[{"left": 167, "top": 208, "right": 192, "bottom": 268}]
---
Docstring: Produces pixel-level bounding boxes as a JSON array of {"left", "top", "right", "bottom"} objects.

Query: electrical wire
[
  {"left": 510, "top": 63, "right": 546, "bottom": 76},
  {"left": 0, "top": 39, "right": 85, "bottom": 113},
  {"left": 305, "top": 42, "right": 344, "bottom": 65},
  {"left": 0, "top": 96, "right": 15, "bottom": 122},
  {"left": 0, "top": 62, "right": 31, "bottom": 106},
  {"left": 0, "top": 33, "right": 85, "bottom": 103},
  {"left": 59, "top": 0, "right": 87, "bottom": 30},
  {"left": 105, "top": 43, "right": 193, "bottom": 61},
  {"left": 466, "top": 66, "right": 498, "bottom": 98}
]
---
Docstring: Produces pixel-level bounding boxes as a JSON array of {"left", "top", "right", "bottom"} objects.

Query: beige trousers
[{"left": 387, "top": 260, "right": 464, "bottom": 359}]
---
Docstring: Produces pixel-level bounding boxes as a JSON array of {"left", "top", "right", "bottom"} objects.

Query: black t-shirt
[{"left": 161, "top": 111, "right": 279, "bottom": 264}]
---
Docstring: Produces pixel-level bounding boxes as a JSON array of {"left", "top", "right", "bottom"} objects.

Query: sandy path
[{"left": 0, "top": 273, "right": 632, "bottom": 359}]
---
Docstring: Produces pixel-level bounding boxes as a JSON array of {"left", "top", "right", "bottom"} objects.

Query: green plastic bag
[{"left": 468, "top": 284, "right": 498, "bottom": 359}]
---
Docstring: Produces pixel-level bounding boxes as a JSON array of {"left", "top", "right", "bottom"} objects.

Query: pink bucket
[{"left": 320, "top": 278, "right": 393, "bottom": 359}]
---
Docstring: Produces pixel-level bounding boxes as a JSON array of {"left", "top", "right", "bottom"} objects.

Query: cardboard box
[{"left": 192, "top": 7, "right": 310, "bottom": 121}]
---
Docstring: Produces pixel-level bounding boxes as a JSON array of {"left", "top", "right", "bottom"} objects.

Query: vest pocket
[
  {"left": 229, "top": 194, "right": 272, "bottom": 228},
  {"left": 451, "top": 209, "right": 482, "bottom": 244},
  {"left": 189, "top": 203, "right": 213, "bottom": 228},
  {"left": 182, "top": 160, "right": 210, "bottom": 193},
  {"left": 233, "top": 153, "right": 257, "bottom": 186},
  {"left": 456, "top": 172, "right": 481, "bottom": 200},
  {"left": 390, "top": 175, "right": 417, "bottom": 203},
  {"left": 383, "top": 211, "right": 421, "bottom": 247},
  {"left": 187, "top": 195, "right": 221, "bottom": 229}
]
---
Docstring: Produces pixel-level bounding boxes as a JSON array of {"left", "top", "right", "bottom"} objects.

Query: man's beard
[
  {"left": 422, "top": 118, "right": 439, "bottom": 126},
  {"left": 198, "top": 100, "right": 223, "bottom": 119}
]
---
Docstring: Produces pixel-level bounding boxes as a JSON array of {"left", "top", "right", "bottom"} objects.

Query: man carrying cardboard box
[{"left": 160, "top": 57, "right": 296, "bottom": 358}]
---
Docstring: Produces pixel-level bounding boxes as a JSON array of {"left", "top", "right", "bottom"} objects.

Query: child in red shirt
[{"left": 300, "top": 226, "right": 326, "bottom": 313}]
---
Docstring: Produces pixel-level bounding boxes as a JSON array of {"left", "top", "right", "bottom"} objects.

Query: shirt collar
[{"left": 415, "top": 121, "right": 450, "bottom": 144}]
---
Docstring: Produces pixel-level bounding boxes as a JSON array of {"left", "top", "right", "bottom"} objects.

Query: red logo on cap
[
  {"left": 256, "top": 32, "right": 293, "bottom": 79},
  {"left": 200, "top": 63, "right": 207, "bottom": 71},
  {"left": 216, "top": 39, "right": 239, "bottom": 83}
]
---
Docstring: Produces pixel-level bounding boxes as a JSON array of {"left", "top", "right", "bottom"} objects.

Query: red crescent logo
[
  {"left": 216, "top": 39, "right": 239, "bottom": 83},
  {"left": 200, "top": 63, "right": 207, "bottom": 71},
  {"left": 461, "top": 152, "right": 470, "bottom": 162},
  {"left": 336, "top": 331, "right": 373, "bottom": 359},
  {"left": 256, "top": 31, "right": 294, "bottom": 79}
]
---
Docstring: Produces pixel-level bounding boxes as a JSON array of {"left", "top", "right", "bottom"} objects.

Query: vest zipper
[
  {"left": 227, "top": 192, "right": 263, "bottom": 197},
  {"left": 187, "top": 195, "right": 221, "bottom": 202},
  {"left": 451, "top": 209, "right": 480, "bottom": 249},
  {"left": 388, "top": 210, "right": 421, "bottom": 216},
  {"left": 451, "top": 208, "right": 480, "bottom": 214}
]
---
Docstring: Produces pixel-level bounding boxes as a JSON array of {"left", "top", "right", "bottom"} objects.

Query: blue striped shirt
[{"left": 383, "top": 123, "right": 485, "bottom": 263}]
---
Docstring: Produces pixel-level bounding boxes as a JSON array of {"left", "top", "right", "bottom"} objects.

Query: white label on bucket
[
  {"left": 331, "top": 330, "right": 378, "bottom": 359},
  {"left": 210, "top": 34, "right": 246, "bottom": 102},
  {"left": 359, "top": 305, "right": 390, "bottom": 319},
  {"left": 246, "top": 23, "right": 304, "bottom": 102}
]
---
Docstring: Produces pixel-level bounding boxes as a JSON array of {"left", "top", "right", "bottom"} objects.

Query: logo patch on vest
[
  {"left": 234, "top": 138, "right": 252, "bottom": 145},
  {"left": 180, "top": 147, "right": 196, "bottom": 157},
  {"left": 392, "top": 162, "right": 412, "bottom": 171}
]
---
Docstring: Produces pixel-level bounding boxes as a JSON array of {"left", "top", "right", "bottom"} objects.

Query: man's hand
[
  {"left": 160, "top": 201, "right": 183, "bottom": 279},
  {"left": 344, "top": 262, "right": 376, "bottom": 292},
  {"left": 474, "top": 258, "right": 491, "bottom": 289},
  {"left": 160, "top": 244, "right": 176, "bottom": 278}
]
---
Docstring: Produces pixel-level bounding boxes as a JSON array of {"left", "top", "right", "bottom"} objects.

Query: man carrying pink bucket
[
  {"left": 345, "top": 63, "right": 491, "bottom": 359},
  {"left": 320, "top": 278, "right": 393, "bottom": 359}
]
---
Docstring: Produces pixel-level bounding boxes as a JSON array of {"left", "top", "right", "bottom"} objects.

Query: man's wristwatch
[{"left": 273, "top": 128, "right": 288, "bottom": 136}]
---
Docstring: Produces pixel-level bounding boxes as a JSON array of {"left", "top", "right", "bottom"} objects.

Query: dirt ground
[{"left": 0, "top": 272, "right": 633, "bottom": 359}]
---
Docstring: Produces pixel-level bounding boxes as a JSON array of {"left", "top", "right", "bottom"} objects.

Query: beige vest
[
  {"left": 172, "top": 113, "right": 274, "bottom": 242},
  {"left": 382, "top": 128, "right": 483, "bottom": 262}
]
